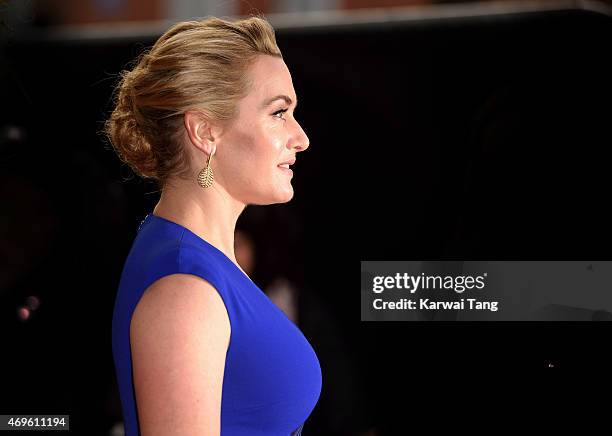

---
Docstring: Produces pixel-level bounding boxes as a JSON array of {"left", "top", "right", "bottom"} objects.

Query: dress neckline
[{"left": 144, "top": 213, "right": 255, "bottom": 284}]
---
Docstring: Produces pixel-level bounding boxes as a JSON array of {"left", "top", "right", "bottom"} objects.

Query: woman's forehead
[{"left": 248, "top": 57, "right": 295, "bottom": 100}]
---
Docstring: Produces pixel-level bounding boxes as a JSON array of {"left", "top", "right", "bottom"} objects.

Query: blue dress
[{"left": 111, "top": 214, "right": 322, "bottom": 436}]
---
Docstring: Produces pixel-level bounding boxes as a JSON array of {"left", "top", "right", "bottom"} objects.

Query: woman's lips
[{"left": 278, "top": 165, "right": 293, "bottom": 175}]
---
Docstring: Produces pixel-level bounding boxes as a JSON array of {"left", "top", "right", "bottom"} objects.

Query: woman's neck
[{"left": 153, "top": 177, "right": 246, "bottom": 264}]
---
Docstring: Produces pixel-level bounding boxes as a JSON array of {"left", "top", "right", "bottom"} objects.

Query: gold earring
[{"left": 197, "top": 149, "right": 215, "bottom": 188}]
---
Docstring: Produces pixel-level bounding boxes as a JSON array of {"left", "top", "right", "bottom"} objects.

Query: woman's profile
[{"left": 105, "top": 15, "right": 320, "bottom": 436}]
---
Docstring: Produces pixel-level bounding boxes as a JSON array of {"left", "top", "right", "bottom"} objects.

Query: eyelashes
[{"left": 272, "top": 108, "right": 289, "bottom": 120}]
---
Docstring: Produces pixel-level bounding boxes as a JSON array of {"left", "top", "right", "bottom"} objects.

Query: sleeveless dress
[{"left": 111, "top": 214, "right": 322, "bottom": 436}]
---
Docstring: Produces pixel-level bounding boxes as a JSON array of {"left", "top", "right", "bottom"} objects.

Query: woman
[{"left": 106, "top": 16, "right": 320, "bottom": 436}]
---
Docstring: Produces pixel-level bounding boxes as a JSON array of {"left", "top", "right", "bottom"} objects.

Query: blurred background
[{"left": 1, "top": 0, "right": 612, "bottom": 434}]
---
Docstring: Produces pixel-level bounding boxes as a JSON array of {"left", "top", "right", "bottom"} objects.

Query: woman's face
[{"left": 215, "top": 55, "right": 310, "bottom": 205}]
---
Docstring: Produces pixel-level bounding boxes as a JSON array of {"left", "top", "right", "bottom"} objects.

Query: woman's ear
[{"left": 184, "top": 110, "right": 216, "bottom": 156}]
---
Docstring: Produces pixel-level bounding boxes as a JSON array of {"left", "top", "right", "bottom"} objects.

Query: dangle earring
[{"left": 197, "top": 147, "right": 215, "bottom": 188}]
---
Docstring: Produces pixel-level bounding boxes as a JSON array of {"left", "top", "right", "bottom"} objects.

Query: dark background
[{"left": 1, "top": 2, "right": 611, "bottom": 435}]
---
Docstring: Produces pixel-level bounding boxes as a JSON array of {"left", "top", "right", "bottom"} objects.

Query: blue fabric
[{"left": 112, "top": 214, "right": 322, "bottom": 435}]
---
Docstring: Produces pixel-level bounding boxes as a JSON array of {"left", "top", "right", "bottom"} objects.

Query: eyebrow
[{"left": 262, "top": 94, "right": 298, "bottom": 109}]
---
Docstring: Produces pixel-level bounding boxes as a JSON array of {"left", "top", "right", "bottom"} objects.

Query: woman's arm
[{"left": 130, "top": 273, "right": 231, "bottom": 436}]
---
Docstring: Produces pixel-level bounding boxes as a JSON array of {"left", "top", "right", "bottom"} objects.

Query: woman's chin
[
  {"left": 273, "top": 186, "right": 294, "bottom": 204},
  {"left": 278, "top": 189, "right": 294, "bottom": 203},
  {"left": 249, "top": 191, "right": 294, "bottom": 206}
]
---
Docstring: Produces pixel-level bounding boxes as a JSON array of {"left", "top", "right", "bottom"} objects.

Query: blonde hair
[{"left": 104, "top": 15, "right": 282, "bottom": 187}]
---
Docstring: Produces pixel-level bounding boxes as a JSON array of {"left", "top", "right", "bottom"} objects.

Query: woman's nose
[{"left": 292, "top": 121, "right": 309, "bottom": 152}]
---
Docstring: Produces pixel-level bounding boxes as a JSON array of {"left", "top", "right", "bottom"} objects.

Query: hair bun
[{"left": 105, "top": 71, "right": 158, "bottom": 180}]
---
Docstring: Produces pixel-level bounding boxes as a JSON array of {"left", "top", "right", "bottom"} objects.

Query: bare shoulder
[
  {"left": 131, "top": 274, "right": 231, "bottom": 351},
  {"left": 130, "top": 273, "right": 230, "bottom": 436}
]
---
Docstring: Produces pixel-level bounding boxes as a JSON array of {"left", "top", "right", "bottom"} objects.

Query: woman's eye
[{"left": 273, "top": 108, "right": 288, "bottom": 120}]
